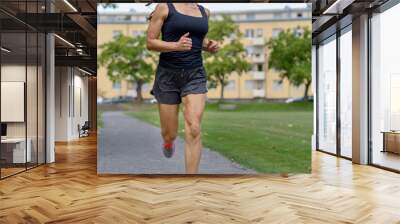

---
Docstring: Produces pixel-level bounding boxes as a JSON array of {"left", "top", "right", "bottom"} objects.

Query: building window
[
  {"left": 256, "top": 29, "right": 263, "bottom": 38},
  {"left": 112, "top": 30, "right": 122, "bottom": 39},
  {"left": 340, "top": 28, "right": 353, "bottom": 158},
  {"left": 318, "top": 36, "right": 337, "bottom": 155},
  {"left": 132, "top": 30, "right": 140, "bottom": 37},
  {"left": 255, "top": 80, "right": 264, "bottom": 90},
  {"left": 245, "top": 80, "right": 254, "bottom": 90},
  {"left": 228, "top": 32, "right": 237, "bottom": 40},
  {"left": 112, "top": 81, "right": 121, "bottom": 90},
  {"left": 246, "top": 13, "right": 255, "bottom": 20},
  {"left": 294, "top": 28, "right": 304, "bottom": 37},
  {"left": 273, "top": 12, "right": 282, "bottom": 19},
  {"left": 245, "top": 29, "right": 254, "bottom": 38},
  {"left": 257, "top": 64, "right": 264, "bottom": 72},
  {"left": 225, "top": 80, "right": 236, "bottom": 90},
  {"left": 132, "top": 31, "right": 144, "bottom": 37},
  {"left": 370, "top": 4, "right": 400, "bottom": 171},
  {"left": 297, "top": 13, "right": 303, "bottom": 18},
  {"left": 273, "top": 80, "right": 283, "bottom": 91},
  {"left": 272, "top": 28, "right": 283, "bottom": 38},
  {"left": 245, "top": 48, "right": 251, "bottom": 56}
]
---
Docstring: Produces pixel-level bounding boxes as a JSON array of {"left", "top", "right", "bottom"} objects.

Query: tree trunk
[
  {"left": 303, "top": 80, "right": 311, "bottom": 101},
  {"left": 136, "top": 80, "right": 143, "bottom": 103},
  {"left": 219, "top": 80, "right": 225, "bottom": 102}
]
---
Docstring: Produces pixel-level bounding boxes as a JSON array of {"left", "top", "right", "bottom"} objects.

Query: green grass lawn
[
  {"left": 97, "top": 110, "right": 104, "bottom": 129},
  {"left": 126, "top": 101, "right": 312, "bottom": 173}
]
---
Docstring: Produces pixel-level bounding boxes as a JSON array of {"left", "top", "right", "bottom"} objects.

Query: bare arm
[
  {"left": 202, "top": 8, "right": 211, "bottom": 49},
  {"left": 203, "top": 37, "right": 210, "bottom": 49},
  {"left": 146, "top": 4, "right": 192, "bottom": 52},
  {"left": 202, "top": 7, "right": 219, "bottom": 53}
]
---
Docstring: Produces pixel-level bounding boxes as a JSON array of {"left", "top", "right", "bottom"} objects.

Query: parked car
[
  {"left": 149, "top": 98, "right": 158, "bottom": 104},
  {"left": 97, "top": 97, "right": 104, "bottom": 104},
  {"left": 99, "top": 98, "right": 113, "bottom": 104},
  {"left": 285, "top": 96, "right": 313, "bottom": 103},
  {"left": 98, "top": 96, "right": 135, "bottom": 104}
]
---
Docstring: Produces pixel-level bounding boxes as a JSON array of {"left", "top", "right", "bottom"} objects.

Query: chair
[{"left": 78, "top": 121, "right": 90, "bottom": 138}]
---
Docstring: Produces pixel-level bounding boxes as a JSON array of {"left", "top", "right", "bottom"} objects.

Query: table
[
  {"left": 1, "top": 138, "right": 31, "bottom": 163},
  {"left": 381, "top": 131, "right": 400, "bottom": 154}
]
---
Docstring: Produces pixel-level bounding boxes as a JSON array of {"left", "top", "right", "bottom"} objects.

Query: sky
[{"left": 98, "top": 3, "right": 310, "bottom": 13}]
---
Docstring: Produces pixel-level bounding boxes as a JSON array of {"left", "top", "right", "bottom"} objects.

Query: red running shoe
[{"left": 162, "top": 143, "right": 175, "bottom": 158}]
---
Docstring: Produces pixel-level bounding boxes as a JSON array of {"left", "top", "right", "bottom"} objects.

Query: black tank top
[{"left": 159, "top": 3, "right": 208, "bottom": 69}]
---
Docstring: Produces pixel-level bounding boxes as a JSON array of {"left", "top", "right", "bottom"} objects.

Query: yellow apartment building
[{"left": 97, "top": 6, "right": 312, "bottom": 100}]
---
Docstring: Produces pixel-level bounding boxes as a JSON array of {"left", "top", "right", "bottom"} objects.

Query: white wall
[
  {"left": 55, "top": 66, "right": 70, "bottom": 141},
  {"left": 1, "top": 65, "right": 26, "bottom": 127},
  {"left": 1, "top": 65, "right": 25, "bottom": 81},
  {"left": 71, "top": 73, "right": 89, "bottom": 138},
  {"left": 1, "top": 82, "right": 25, "bottom": 122},
  {"left": 55, "top": 67, "right": 89, "bottom": 141}
]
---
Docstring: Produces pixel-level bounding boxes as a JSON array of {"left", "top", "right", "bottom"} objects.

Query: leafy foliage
[
  {"left": 204, "top": 16, "right": 251, "bottom": 100},
  {"left": 98, "top": 34, "right": 156, "bottom": 101},
  {"left": 266, "top": 27, "right": 312, "bottom": 100}
]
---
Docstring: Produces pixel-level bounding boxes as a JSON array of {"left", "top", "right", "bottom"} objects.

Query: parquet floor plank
[{"left": 0, "top": 135, "right": 399, "bottom": 223}]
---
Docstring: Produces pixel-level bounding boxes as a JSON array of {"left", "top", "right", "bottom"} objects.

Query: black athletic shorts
[{"left": 150, "top": 65, "right": 208, "bottom": 104}]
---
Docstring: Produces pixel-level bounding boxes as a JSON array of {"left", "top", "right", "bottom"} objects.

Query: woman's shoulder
[
  {"left": 154, "top": 3, "right": 169, "bottom": 19},
  {"left": 198, "top": 4, "right": 210, "bottom": 17},
  {"left": 156, "top": 3, "right": 168, "bottom": 10}
]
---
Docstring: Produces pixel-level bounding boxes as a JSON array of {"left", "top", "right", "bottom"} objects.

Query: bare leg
[
  {"left": 182, "top": 94, "right": 206, "bottom": 174},
  {"left": 158, "top": 104, "right": 179, "bottom": 144}
]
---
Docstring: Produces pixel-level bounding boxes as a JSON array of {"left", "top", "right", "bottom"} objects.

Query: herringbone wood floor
[{"left": 0, "top": 135, "right": 400, "bottom": 224}]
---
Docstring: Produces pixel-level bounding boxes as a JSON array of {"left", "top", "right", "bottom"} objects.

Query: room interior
[
  {"left": 369, "top": 4, "right": 400, "bottom": 171},
  {"left": 0, "top": 0, "right": 97, "bottom": 179},
  {"left": 0, "top": 29, "right": 46, "bottom": 177},
  {"left": 312, "top": 0, "right": 400, "bottom": 172}
]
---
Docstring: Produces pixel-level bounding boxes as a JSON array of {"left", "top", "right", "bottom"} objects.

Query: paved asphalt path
[{"left": 98, "top": 111, "right": 256, "bottom": 174}]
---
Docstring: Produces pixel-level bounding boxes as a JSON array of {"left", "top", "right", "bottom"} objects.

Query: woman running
[{"left": 146, "top": 3, "right": 219, "bottom": 174}]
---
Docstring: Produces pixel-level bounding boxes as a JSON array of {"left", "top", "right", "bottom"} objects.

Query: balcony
[
  {"left": 251, "top": 71, "right": 265, "bottom": 80},
  {"left": 251, "top": 37, "right": 265, "bottom": 46},
  {"left": 253, "top": 89, "right": 265, "bottom": 97},
  {"left": 251, "top": 55, "right": 265, "bottom": 63}
]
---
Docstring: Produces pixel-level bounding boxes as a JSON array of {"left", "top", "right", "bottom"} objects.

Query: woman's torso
[{"left": 159, "top": 3, "right": 209, "bottom": 70}]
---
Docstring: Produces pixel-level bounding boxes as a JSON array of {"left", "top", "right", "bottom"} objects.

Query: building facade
[{"left": 97, "top": 6, "right": 312, "bottom": 100}]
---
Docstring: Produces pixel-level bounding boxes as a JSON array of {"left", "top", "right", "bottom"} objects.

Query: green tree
[
  {"left": 98, "top": 34, "right": 155, "bottom": 102},
  {"left": 204, "top": 16, "right": 251, "bottom": 101},
  {"left": 266, "top": 27, "right": 312, "bottom": 100}
]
